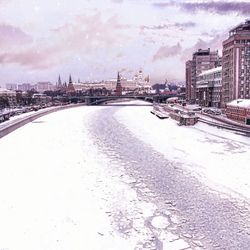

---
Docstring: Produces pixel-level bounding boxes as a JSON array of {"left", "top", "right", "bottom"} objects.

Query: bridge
[{"left": 81, "top": 94, "right": 185, "bottom": 105}]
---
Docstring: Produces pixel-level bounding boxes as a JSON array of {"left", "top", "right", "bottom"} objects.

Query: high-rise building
[
  {"left": 186, "top": 48, "right": 220, "bottom": 103},
  {"left": 222, "top": 19, "right": 250, "bottom": 106},
  {"left": 185, "top": 60, "right": 194, "bottom": 102}
]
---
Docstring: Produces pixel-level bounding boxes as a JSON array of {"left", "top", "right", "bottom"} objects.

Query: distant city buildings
[
  {"left": 56, "top": 70, "right": 152, "bottom": 94},
  {"left": 0, "top": 88, "right": 16, "bottom": 108},
  {"left": 6, "top": 82, "right": 55, "bottom": 93},
  {"left": 18, "top": 83, "right": 32, "bottom": 92},
  {"left": 35, "top": 82, "right": 55, "bottom": 92},
  {"left": 5, "top": 83, "right": 18, "bottom": 91}
]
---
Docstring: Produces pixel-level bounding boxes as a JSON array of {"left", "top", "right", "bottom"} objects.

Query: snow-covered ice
[
  {"left": 115, "top": 101, "right": 250, "bottom": 200},
  {"left": 0, "top": 106, "right": 160, "bottom": 250},
  {"left": 1, "top": 101, "right": 250, "bottom": 249}
]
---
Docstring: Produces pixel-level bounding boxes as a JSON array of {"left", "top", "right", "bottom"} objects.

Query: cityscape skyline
[{"left": 0, "top": 0, "right": 250, "bottom": 86}]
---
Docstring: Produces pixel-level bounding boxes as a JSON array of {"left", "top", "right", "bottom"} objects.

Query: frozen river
[{"left": 0, "top": 101, "right": 250, "bottom": 250}]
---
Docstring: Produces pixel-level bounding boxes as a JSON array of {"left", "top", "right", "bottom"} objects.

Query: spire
[
  {"left": 69, "top": 74, "right": 72, "bottom": 84},
  {"left": 117, "top": 72, "right": 121, "bottom": 85},
  {"left": 58, "top": 75, "right": 62, "bottom": 86}
]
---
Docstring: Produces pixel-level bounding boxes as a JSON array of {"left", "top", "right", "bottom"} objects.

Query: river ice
[{"left": 0, "top": 101, "right": 250, "bottom": 249}]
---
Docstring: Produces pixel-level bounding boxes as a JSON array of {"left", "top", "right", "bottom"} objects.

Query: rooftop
[
  {"left": 227, "top": 99, "right": 250, "bottom": 108},
  {"left": 229, "top": 20, "right": 250, "bottom": 36},
  {"left": 0, "top": 88, "right": 16, "bottom": 95}
]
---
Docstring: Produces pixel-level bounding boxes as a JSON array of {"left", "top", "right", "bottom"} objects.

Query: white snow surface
[
  {"left": 115, "top": 101, "right": 250, "bottom": 201},
  {"left": 1, "top": 101, "right": 250, "bottom": 250},
  {"left": 0, "top": 106, "right": 158, "bottom": 250}
]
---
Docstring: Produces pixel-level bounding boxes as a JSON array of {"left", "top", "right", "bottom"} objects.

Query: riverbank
[{"left": 0, "top": 103, "right": 84, "bottom": 138}]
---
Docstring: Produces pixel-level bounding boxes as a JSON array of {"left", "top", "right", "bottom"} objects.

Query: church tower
[
  {"left": 67, "top": 74, "right": 75, "bottom": 93},
  {"left": 69, "top": 74, "right": 73, "bottom": 84},
  {"left": 58, "top": 75, "right": 62, "bottom": 86},
  {"left": 116, "top": 72, "right": 122, "bottom": 96}
]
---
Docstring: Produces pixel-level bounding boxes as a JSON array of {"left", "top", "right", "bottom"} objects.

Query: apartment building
[
  {"left": 222, "top": 20, "right": 250, "bottom": 106},
  {"left": 186, "top": 48, "right": 220, "bottom": 103},
  {"left": 196, "top": 67, "right": 222, "bottom": 108}
]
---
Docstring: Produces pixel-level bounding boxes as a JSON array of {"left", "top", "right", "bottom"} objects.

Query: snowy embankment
[
  {"left": 0, "top": 104, "right": 84, "bottom": 138},
  {"left": 0, "top": 106, "right": 159, "bottom": 250},
  {"left": 115, "top": 101, "right": 250, "bottom": 201}
]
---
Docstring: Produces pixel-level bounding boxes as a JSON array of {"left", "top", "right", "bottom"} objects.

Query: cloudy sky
[{"left": 0, "top": 0, "right": 249, "bottom": 86}]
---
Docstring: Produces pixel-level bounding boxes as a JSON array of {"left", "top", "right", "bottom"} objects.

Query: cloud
[
  {"left": 53, "top": 14, "right": 130, "bottom": 50},
  {"left": 141, "top": 21, "right": 195, "bottom": 31},
  {"left": 181, "top": 32, "right": 227, "bottom": 61},
  {"left": 0, "top": 47, "right": 59, "bottom": 70},
  {"left": 153, "top": 43, "right": 182, "bottom": 61},
  {"left": 153, "top": 1, "right": 250, "bottom": 15},
  {"left": 174, "top": 21, "right": 196, "bottom": 29},
  {"left": 181, "top": 1, "right": 250, "bottom": 15},
  {"left": 0, "top": 24, "right": 32, "bottom": 48},
  {"left": 0, "top": 13, "right": 130, "bottom": 70},
  {"left": 153, "top": 2, "right": 174, "bottom": 8}
]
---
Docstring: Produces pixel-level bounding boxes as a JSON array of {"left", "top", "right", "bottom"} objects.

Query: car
[{"left": 203, "top": 108, "right": 221, "bottom": 115}]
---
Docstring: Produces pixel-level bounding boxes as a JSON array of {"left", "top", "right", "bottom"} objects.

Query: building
[
  {"left": 196, "top": 66, "right": 222, "bottom": 108},
  {"left": 18, "top": 83, "right": 33, "bottom": 92},
  {"left": 5, "top": 83, "right": 18, "bottom": 91},
  {"left": 116, "top": 72, "right": 122, "bottom": 96},
  {"left": 185, "top": 60, "right": 194, "bottom": 102},
  {"left": 226, "top": 99, "right": 250, "bottom": 124},
  {"left": 0, "top": 88, "right": 16, "bottom": 108},
  {"left": 186, "top": 48, "right": 220, "bottom": 103},
  {"left": 35, "top": 82, "right": 55, "bottom": 92},
  {"left": 222, "top": 19, "right": 250, "bottom": 106},
  {"left": 57, "top": 75, "right": 63, "bottom": 89}
]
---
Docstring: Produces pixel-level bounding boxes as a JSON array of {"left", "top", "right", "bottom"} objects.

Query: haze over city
[{"left": 0, "top": 0, "right": 249, "bottom": 85}]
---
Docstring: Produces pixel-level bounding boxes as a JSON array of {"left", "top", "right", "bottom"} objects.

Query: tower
[
  {"left": 58, "top": 75, "right": 62, "bottom": 87},
  {"left": 116, "top": 72, "right": 122, "bottom": 96},
  {"left": 69, "top": 74, "right": 73, "bottom": 84},
  {"left": 138, "top": 69, "right": 143, "bottom": 82}
]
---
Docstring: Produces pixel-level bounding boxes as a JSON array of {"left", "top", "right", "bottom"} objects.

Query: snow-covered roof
[
  {"left": 0, "top": 88, "right": 16, "bottom": 96},
  {"left": 227, "top": 99, "right": 250, "bottom": 108}
]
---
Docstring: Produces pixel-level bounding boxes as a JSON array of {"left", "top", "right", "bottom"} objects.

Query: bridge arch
[{"left": 85, "top": 96, "right": 155, "bottom": 105}]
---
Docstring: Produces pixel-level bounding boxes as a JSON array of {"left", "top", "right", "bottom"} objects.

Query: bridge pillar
[
  {"left": 85, "top": 96, "right": 91, "bottom": 105},
  {"left": 153, "top": 96, "right": 159, "bottom": 103}
]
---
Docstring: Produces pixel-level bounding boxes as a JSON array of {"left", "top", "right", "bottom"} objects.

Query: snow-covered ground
[
  {"left": 1, "top": 101, "right": 250, "bottom": 250},
  {"left": 115, "top": 101, "right": 250, "bottom": 201},
  {"left": 0, "top": 105, "right": 181, "bottom": 250}
]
